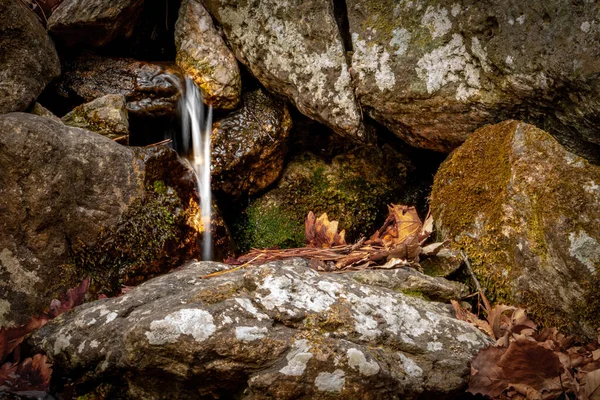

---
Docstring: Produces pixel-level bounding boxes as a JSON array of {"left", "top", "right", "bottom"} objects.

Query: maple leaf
[
  {"left": 49, "top": 277, "right": 91, "bottom": 317},
  {"left": 305, "top": 211, "right": 346, "bottom": 248},
  {"left": 9, "top": 354, "right": 52, "bottom": 392}
]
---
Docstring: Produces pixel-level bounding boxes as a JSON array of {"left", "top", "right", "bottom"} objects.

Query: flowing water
[{"left": 180, "top": 78, "right": 213, "bottom": 260}]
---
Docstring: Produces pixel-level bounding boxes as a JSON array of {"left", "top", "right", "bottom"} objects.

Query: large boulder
[
  {"left": 27, "top": 259, "right": 490, "bottom": 399},
  {"left": 431, "top": 120, "right": 600, "bottom": 339},
  {"left": 62, "top": 94, "right": 129, "bottom": 142},
  {"left": 175, "top": 0, "right": 241, "bottom": 109},
  {"left": 0, "top": 113, "right": 228, "bottom": 328},
  {"left": 236, "top": 147, "right": 406, "bottom": 250},
  {"left": 346, "top": 0, "right": 600, "bottom": 162},
  {"left": 212, "top": 88, "right": 292, "bottom": 198},
  {"left": 202, "top": 0, "right": 364, "bottom": 139},
  {"left": 49, "top": 53, "right": 182, "bottom": 119},
  {"left": 0, "top": 0, "right": 60, "bottom": 114},
  {"left": 47, "top": 0, "right": 145, "bottom": 47}
]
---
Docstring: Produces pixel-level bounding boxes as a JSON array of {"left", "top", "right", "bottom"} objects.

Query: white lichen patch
[
  {"left": 506, "top": 56, "right": 514, "bottom": 65},
  {"left": 568, "top": 231, "right": 600, "bottom": 273},
  {"left": 0, "top": 299, "right": 11, "bottom": 325},
  {"left": 415, "top": 34, "right": 482, "bottom": 101},
  {"left": 77, "top": 340, "right": 86, "bottom": 354},
  {"left": 517, "top": 15, "right": 526, "bottom": 25},
  {"left": 581, "top": 21, "right": 591, "bottom": 33},
  {"left": 54, "top": 334, "right": 72, "bottom": 354},
  {"left": 235, "top": 326, "right": 268, "bottom": 342},
  {"left": 235, "top": 298, "right": 269, "bottom": 321},
  {"left": 451, "top": 3, "right": 461, "bottom": 17},
  {"left": 427, "top": 341, "right": 443, "bottom": 352},
  {"left": 398, "top": 353, "right": 423, "bottom": 377},
  {"left": 389, "top": 28, "right": 411, "bottom": 56},
  {"left": 280, "top": 339, "right": 313, "bottom": 376},
  {"left": 457, "top": 332, "right": 483, "bottom": 347},
  {"left": 352, "top": 33, "right": 396, "bottom": 92},
  {"left": 315, "top": 369, "right": 346, "bottom": 392},
  {"left": 0, "top": 248, "right": 40, "bottom": 294},
  {"left": 145, "top": 308, "right": 216, "bottom": 345},
  {"left": 583, "top": 180, "right": 599, "bottom": 194},
  {"left": 104, "top": 312, "right": 117, "bottom": 324},
  {"left": 216, "top": 0, "right": 361, "bottom": 135},
  {"left": 421, "top": 5, "right": 452, "bottom": 39},
  {"left": 90, "top": 340, "right": 99, "bottom": 348},
  {"left": 256, "top": 273, "right": 337, "bottom": 315},
  {"left": 346, "top": 348, "right": 380, "bottom": 376}
]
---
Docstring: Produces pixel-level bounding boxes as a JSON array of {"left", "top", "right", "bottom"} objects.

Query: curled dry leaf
[
  {"left": 305, "top": 211, "right": 346, "bottom": 248},
  {"left": 49, "top": 277, "right": 91, "bottom": 317}
]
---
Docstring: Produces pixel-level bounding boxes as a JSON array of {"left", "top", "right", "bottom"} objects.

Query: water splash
[{"left": 180, "top": 78, "right": 213, "bottom": 260}]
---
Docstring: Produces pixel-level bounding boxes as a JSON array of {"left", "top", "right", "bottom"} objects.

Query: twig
[
  {"left": 144, "top": 139, "right": 172, "bottom": 148},
  {"left": 199, "top": 254, "right": 264, "bottom": 279},
  {"left": 112, "top": 135, "right": 129, "bottom": 142},
  {"left": 461, "top": 250, "right": 482, "bottom": 294}
]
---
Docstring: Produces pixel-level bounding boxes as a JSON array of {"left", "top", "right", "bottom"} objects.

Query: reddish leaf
[
  {"left": 49, "top": 277, "right": 90, "bottom": 317},
  {"left": 468, "top": 345, "right": 509, "bottom": 397},
  {"left": 9, "top": 354, "right": 52, "bottom": 392}
]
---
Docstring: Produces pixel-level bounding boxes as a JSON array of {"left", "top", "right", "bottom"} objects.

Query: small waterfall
[{"left": 180, "top": 78, "right": 213, "bottom": 261}]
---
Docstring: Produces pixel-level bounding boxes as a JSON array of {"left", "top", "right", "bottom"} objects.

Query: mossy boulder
[
  {"left": 431, "top": 120, "right": 600, "bottom": 339},
  {"left": 174, "top": 0, "right": 241, "bottom": 109},
  {"left": 62, "top": 94, "right": 129, "bottom": 143},
  {"left": 0, "top": 113, "right": 229, "bottom": 328},
  {"left": 237, "top": 146, "right": 407, "bottom": 251},
  {"left": 212, "top": 88, "right": 292, "bottom": 197}
]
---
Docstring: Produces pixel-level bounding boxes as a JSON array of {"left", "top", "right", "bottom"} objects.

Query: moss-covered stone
[
  {"left": 62, "top": 94, "right": 129, "bottom": 142},
  {"left": 236, "top": 146, "right": 407, "bottom": 251},
  {"left": 431, "top": 120, "right": 600, "bottom": 339}
]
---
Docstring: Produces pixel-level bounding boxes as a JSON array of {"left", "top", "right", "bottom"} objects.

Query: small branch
[
  {"left": 144, "top": 139, "right": 172, "bottom": 148},
  {"left": 460, "top": 250, "right": 482, "bottom": 294}
]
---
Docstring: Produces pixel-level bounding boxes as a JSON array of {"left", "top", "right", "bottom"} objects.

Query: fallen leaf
[
  {"left": 587, "top": 369, "right": 600, "bottom": 400},
  {"left": 49, "top": 277, "right": 90, "bottom": 317},
  {"left": 305, "top": 212, "right": 346, "bottom": 248},
  {"left": 9, "top": 354, "right": 52, "bottom": 392}
]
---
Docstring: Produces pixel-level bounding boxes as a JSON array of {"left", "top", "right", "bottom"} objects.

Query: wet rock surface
[
  {"left": 47, "top": 0, "right": 145, "bottom": 47},
  {"left": 0, "top": 0, "right": 60, "bottom": 114},
  {"left": 347, "top": 0, "right": 600, "bottom": 162},
  {"left": 212, "top": 88, "right": 292, "bottom": 198},
  {"left": 28, "top": 258, "right": 490, "bottom": 399},
  {"left": 175, "top": 0, "right": 241, "bottom": 109},
  {"left": 48, "top": 53, "right": 182, "bottom": 119},
  {"left": 0, "top": 113, "right": 219, "bottom": 328},
  {"left": 202, "top": 0, "right": 364, "bottom": 139},
  {"left": 431, "top": 120, "right": 600, "bottom": 339},
  {"left": 238, "top": 147, "right": 407, "bottom": 250},
  {"left": 62, "top": 94, "right": 129, "bottom": 142}
]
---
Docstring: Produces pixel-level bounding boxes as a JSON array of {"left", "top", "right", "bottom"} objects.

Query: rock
[
  {"left": 62, "top": 94, "right": 129, "bottom": 142},
  {"left": 420, "top": 243, "right": 464, "bottom": 278},
  {"left": 202, "top": 0, "right": 364, "bottom": 139},
  {"left": 175, "top": 0, "right": 241, "bottom": 109},
  {"left": 27, "top": 258, "right": 490, "bottom": 399},
  {"left": 30, "top": 103, "right": 62, "bottom": 124},
  {"left": 212, "top": 88, "right": 292, "bottom": 197},
  {"left": 0, "top": 113, "right": 228, "bottom": 328},
  {"left": 0, "top": 0, "right": 60, "bottom": 114},
  {"left": 51, "top": 52, "right": 182, "bottom": 119},
  {"left": 236, "top": 147, "right": 407, "bottom": 250},
  {"left": 346, "top": 0, "right": 600, "bottom": 161},
  {"left": 431, "top": 120, "right": 600, "bottom": 339},
  {"left": 47, "top": 0, "right": 145, "bottom": 47},
  {"left": 348, "top": 268, "right": 469, "bottom": 302}
]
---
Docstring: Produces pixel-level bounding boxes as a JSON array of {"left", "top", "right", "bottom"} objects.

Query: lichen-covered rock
[
  {"left": 212, "top": 88, "right": 292, "bottom": 197},
  {"left": 237, "top": 147, "right": 407, "bottom": 250},
  {"left": 47, "top": 0, "right": 144, "bottom": 47},
  {"left": 347, "top": 0, "right": 600, "bottom": 162},
  {"left": 174, "top": 0, "right": 241, "bottom": 109},
  {"left": 202, "top": 0, "right": 364, "bottom": 139},
  {"left": 431, "top": 120, "right": 600, "bottom": 339},
  {"left": 62, "top": 94, "right": 129, "bottom": 142},
  {"left": 27, "top": 259, "right": 490, "bottom": 399},
  {"left": 51, "top": 52, "right": 182, "bottom": 119},
  {"left": 0, "top": 113, "right": 228, "bottom": 328},
  {"left": 0, "top": 0, "right": 60, "bottom": 114},
  {"left": 349, "top": 268, "right": 469, "bottom": 302},
  {"left": 30, "top": 103, "right": 62, "bottom": 124}
]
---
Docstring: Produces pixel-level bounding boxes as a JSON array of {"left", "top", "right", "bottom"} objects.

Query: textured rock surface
[
  {"left": 349, "top": 268, "right": 469, "bottom": 302},
  {"left": 47, "top": 0, "right": 145, "bottom": 47},
  {"left": 237, "top": 147, "right": 407, "bottom": 250},
  {"left": 0, "top": 0, "right": 60, "bottom": 114},
  {"left": 28, "top": 259, "right": 490, "bottom": 399},
  {"left": 51, "top": 53, "right": 182, "bottom": 119},
  {"left": 347, "top": 0, "right": 600, "bottom": 161},
  {"left": 212, "top": 88, "right": 291, "bottom": 197},
  {"left": 175, "top": 0, "right": 241, "bottom": 109},
  {"left": 31, "top": 103, "right": 62, "bottom": 124},
  {"left": 0, "top": 113, "right": 226, "bottom": 328},
  {"left": 203, "top": 0, "right": 364, "bottom": 139},
  {"left": 62, "top": 94, "right": 129, "bottom": 141},
  {"left": 431, "top": 120, "right": 600, "bottom": 339}
]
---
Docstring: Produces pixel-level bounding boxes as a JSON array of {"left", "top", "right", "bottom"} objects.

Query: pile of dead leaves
[
  {"left": 0, "top": 277, "right": 90, "bottom": 396},
  {"left": 232, "top": 204, "right": 434, "bottom": 272},
  {"left": 452, "top": 295, "right": 600, "bottom": 399}
]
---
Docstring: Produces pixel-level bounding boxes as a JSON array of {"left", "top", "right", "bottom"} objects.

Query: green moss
[
  {"left": 69, "top": 185, "right": 187, "bottom": 295},
  {"left": 399, "top": 289, "right": 427, "bottom": 300},
  {"left": 153, "top": 180, "right": 167, "bottom": 195}
]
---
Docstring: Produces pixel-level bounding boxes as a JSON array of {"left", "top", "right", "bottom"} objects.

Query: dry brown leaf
[
  {"left": 587, "top": 369, "right": 600, "bottom": 400},
  {"left": 451, "top": 300, "right": 494, "bottom": 337},
  {"left": 509, "top": 383, "right": 542, "bottom": 400},
  {"left": 593, "top": 349, "right": 600, "bottom": 361},
  {"left": 305, "top": 212, "right": 346, "bottom": 248}
]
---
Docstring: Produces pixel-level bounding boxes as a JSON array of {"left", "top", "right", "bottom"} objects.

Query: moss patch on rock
[{"left": 236, "top": 146, "right": 407, "bottom": 252}]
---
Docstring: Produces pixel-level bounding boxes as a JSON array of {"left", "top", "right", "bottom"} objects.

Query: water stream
[{"left": 180, "top": 78, "right": 213, "bottom": 261}]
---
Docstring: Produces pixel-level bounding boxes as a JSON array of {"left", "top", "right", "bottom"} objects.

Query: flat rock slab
[{"left": 28, "top": 259, "right": 490, "bottom": 399}]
